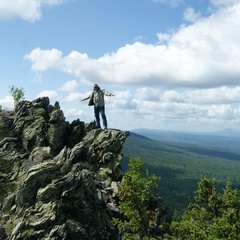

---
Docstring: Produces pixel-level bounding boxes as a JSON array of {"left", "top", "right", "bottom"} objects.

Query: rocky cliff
[{"left": 0, "top": 97, "right": 129, "bottom": 240}]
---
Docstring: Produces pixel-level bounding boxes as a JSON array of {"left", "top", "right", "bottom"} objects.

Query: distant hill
[
  {"left": 213, "top": 128, "right": 240, "bottom": 137},
  {"left": 130, "top": 128, "right": 240, "bottom": 149},
  {"left": 122, "top": 130, "right": 240, "bottom": 212}
]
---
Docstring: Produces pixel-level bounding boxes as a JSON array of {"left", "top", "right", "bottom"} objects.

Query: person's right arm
[{"left": 81, "top": 94, "right": 91, "bottom": 101}]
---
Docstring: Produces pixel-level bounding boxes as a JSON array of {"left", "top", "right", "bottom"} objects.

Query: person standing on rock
[{"left": 81, "top": 83, "right": 115, "bottom": 129}]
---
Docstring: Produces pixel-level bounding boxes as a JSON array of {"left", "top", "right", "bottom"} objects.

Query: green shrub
[
  {"left": 113, "top": 157, "right": 169, "bottom": 240},
  {"left": 9, "top": 85, "right": 25, "bottom": 106}
]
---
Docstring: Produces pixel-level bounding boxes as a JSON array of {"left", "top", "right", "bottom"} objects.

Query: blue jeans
[{"left": 94, "top": 106, "right": 107, "bottom": 128}]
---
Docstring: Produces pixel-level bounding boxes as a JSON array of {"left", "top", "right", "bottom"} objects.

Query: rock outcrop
[{"left": 0, "top": 97, "right": 129, "bottom": 240}]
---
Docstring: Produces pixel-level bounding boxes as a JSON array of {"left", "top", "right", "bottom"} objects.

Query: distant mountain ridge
[
  {"left": 214, "top": 128, "right": 240, "bottom": 137},
  {"left": 131, "top": 128, "right": 240, "bottom": 138},
  {"left": 130, "top": 128, "right": 240, "bottom": 149}
]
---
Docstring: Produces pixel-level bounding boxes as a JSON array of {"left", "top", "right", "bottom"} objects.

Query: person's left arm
[{"left": 102, "top": 89, "right": 115, "bottom": 96}]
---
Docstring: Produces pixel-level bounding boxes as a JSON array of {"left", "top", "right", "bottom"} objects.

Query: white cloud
[
  {"left": 64, "top": 92, "right": 84, "bottom": 102},
  {"left": 183, "top": 7, "right": 202, "bottom": 23},
  {"left": 59, "top": 80, "right": 79, "bottom": 92},
  {"left": 107, "top": 90, "right": 137, "bottom": 110},
  {"left": 132, "top": 100, "right": 240, "bottom": 128},
  {"left": 120, "top": 86, "right": 240, "bottom": 107},
  {"left": 156, "top": 32, "right": 172, "bottom": 44},
  {"left": 24, "top": 48, "right": 62, "bottom": 71},
  {"left": 25, "top": 3, "right": 240, "bottom": 89},
  {"left": 36, "top": 90, "right": 59, "bottom": 102},
  {"left": 135, "top": 87, "right": 160, "bottom": 101},
  {"left": 206, "top": 104, "right": 234, "bottom": 119},
  {"left": 0, "top": 0, "right": 70, "bottom": 22},
  {"left": 114, "top": 90, "right": 132, "bottom": 99},
  {"left": 115, "top": 86, "right": 240, "bottom": 130},
  {"left": 161, "top": 86, "right": 240, "bottom": 104},
  {"left": 211, "top": 0, "right": 240, "bottom": 8},
  {"left": 64, "top": 108, "right": 84, "bottom": 118},
  {"left": 0, "top": 96, "right": 14, "bottom": 109}
]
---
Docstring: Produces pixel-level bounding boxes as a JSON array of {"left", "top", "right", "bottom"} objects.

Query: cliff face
[{"left": 0, "top": 97, "right": 129, "bottom": 240}]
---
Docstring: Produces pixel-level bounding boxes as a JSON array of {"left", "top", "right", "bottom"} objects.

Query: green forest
[
  {"left": 122, "top": 131, "right": 240, "bottom": 212},
  {"left": 115, "top": 157, "right": 240, "bottom": 239}
]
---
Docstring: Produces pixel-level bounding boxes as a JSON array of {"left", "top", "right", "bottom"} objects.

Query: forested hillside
[{"left": 122, "top": 131, "right": 240, "bottom": 212}]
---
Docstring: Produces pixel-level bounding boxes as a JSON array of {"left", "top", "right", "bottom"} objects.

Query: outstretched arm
[
  {"left": 81, "top": 95, "right": 91, "bottom": 101},
  {"left": 102, "top": 89, "right": 115, "bottom": 96}
]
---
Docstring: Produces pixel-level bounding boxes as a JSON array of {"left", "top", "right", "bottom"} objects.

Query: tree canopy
[{"left": 166, "top": 176, "right": 240, "bottom": 239}]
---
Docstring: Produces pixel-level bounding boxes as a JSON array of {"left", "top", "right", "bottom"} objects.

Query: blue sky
[{"left": 0, "top": 0, "right": 240, "bottom": 132}]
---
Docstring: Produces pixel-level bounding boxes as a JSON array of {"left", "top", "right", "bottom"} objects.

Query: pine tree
[
  {"left": 166, "top": 176, "right": 240, "bottom": 240},
  {"left": 113, "top": 157, "right": 169, "bottom": 240}
]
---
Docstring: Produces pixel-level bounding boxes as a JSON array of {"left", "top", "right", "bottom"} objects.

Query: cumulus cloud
[
  {"left": 64, "top": 92, "right": 84, "bottom": 102},
  {"left": 24, "top": 48, "right": 63, "bottom": 71},
  {"left": 59, "top": 80, "right": 79, "bottom": 92},
  {"left": 107, "top": 90, "right": 137, "bottom": 110},
  {"left": 25, "top": 3, "right": 240, "bottom": 89},
  {"left": 156, "top": 32, "right": 172, "bottom": 44},
  {"left": 133, "top": 86, "right": 240, "bottom": 105},
  {"left": 135, "top": 88, "right": 161, "bottom": 101},
  {"left": 131, "top": 98, "right": 240, "bottom": 128},
  {"left": 183, "top": 7, "right": 202, "bottom": 23},
  {"left": 0, "top": 96, "right": 14, "bottom": 109},
  {"left": 64, "top": 108, "right": 85, "bottom": 118},
  {"left": 161, "top": 86, "right": 240, "bottom": 104},
  {"left": 36, "top": 90, "right": 59, "bottom": 101},
  {"left": 110, "top": 86, "right": 240, "bottom": 130},
  {"left": 0, "top": 0, "right": 70, "bottom": 22}
]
